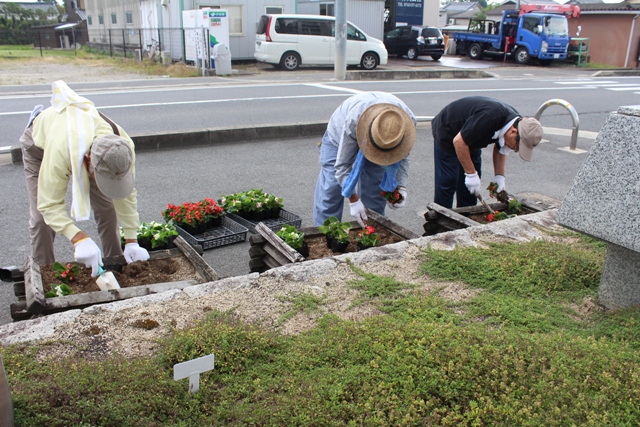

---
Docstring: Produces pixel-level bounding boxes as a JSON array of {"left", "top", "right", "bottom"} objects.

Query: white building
[{"left": 83, "top": 0, "right": 297, "bottom": 61}]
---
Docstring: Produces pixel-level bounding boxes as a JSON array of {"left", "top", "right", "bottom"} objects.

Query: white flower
[{"left": 55, "top": 285, "right": 64, "bottom": 297}]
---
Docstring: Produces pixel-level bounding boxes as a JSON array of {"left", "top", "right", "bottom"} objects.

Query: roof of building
[{"left": 568, "top": 0, "right": 640, "bottom": 11}]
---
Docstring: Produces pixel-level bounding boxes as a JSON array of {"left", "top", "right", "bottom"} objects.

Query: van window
[
  {"left": 275, "top": 18, "right": 299, "bottom": 34},
  {"left": 257, "top": 15, "right": 269, "bottom": 35},
  {"left": 346, "top": 24, "right": 365, "bottom": 41},
  {"left": 275, "top": 18, "right": 331, "bottom": 36},
  {"left": 300, "top": 19, "right": 330, "bottom": 35}
]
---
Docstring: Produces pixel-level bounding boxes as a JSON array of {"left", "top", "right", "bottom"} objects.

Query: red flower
[{"left": 487, "top": 213, "right": 495, "bottom": 222}]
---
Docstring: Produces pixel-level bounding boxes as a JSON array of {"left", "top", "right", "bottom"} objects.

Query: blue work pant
[
  {"left": 313, "top": 132, "right": 386, "bottom": 226},
  {"left": 433, "top": 142, "right": 482, "bottom": 209}
]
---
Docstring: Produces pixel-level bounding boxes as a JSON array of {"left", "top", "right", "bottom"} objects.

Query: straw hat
[{"left": 355, "top": 103, "right": 415, "bottom": 166}]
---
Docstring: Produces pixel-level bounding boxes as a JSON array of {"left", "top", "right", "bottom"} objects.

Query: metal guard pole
[{"left": 535, "top": 99, "right": 580, "bottom": 151}]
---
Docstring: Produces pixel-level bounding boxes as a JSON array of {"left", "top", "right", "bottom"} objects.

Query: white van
[{"left": 254, "top": 14, "right": 388, "bottom": 71}]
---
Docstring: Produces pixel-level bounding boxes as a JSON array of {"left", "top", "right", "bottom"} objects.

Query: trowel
[
  {"left": 477, "top": 194, "right": 495, "bottom": 214},
  {"left": 96, "top": 265, "right": 121, "bottom": 291}
]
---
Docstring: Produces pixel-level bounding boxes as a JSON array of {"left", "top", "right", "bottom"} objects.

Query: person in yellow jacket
[{"left": 19, "top": 80, "right": 149, "bottom": 277}]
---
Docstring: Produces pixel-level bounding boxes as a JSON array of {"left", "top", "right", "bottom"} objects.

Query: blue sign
[{"left": 396, "top": 0, "right": 424, "bottom": 26}]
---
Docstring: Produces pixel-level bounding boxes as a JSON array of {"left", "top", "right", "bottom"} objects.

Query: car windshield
[{"left": 544, "top": 16, "right": 569, "bottom": 36}]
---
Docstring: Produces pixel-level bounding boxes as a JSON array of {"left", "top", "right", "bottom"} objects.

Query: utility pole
[{"left": 334, "top": 0, "right": 347, "bottom": 80}]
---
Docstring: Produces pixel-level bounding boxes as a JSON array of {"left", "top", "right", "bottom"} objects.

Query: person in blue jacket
[
  {"left": 431, "top": 96, "right": 543, "bottom": 209},
  {"left": 313, "top": 92, "right": 416, "bottom": 227}
]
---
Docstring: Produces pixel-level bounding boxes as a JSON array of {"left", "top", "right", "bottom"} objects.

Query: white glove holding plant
[
  {"left": 493, "top": 174, "right": 506, "bottom": 192},
  {"left": 74, "top": 238, "right": 103, "bottom": 277},
  {"left": 124, "top": 242, "right": 150, "bottom": 263},
  {"left": 464, "top": 172, "right": 482, "bottom": 196},
  {"left": 349, "top": 199, "right": 368, "bottom": 228},
  {"left": 387, "top": 187, "right": 407, "bottom": 210}
]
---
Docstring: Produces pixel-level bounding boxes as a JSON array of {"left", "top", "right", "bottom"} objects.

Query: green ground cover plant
[{"left": 2, "top": 238, "right": 639, "bottom": 426}]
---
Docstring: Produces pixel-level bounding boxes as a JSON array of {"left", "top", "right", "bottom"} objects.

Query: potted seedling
[
  {"left": 355, "top": 225, "right": 380, "bottom": 251},
  {"left": 318, "top": 216, "right": 352, "bottom": 253},
  {"left": 276, "top": 224, "right": 308, "bottom": 258}
]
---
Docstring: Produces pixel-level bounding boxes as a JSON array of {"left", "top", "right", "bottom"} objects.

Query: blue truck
[{"left": 453, "top": 4, "right": 580, "bottom": 65}]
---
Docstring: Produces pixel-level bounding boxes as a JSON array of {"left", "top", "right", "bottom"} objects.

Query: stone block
[
  {"left": 598, "top": 243, "right": 640, "bottom": 310},
  {"left": 557, "top": 105, "right": 640, "bottom": 309},
  {"left": 557, "top": 106, "right": 640, "bottom": 253}
]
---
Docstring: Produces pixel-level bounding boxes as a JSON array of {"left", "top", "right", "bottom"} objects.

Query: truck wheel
[
  {"left": 514, "top": 47, "right": 530, "bottom": 65},
  {"left": 280, "top": 51, "right": 301, "bottom": 71},
  {"left": 407, "top": 47, "right": 419, "bottom": 60},
  {"left": 431, "top": 54, "right": 442, "bottom": 61},
  {"left": 360, "top": 52, "right": 379, "bottom": 70},
  {"left": 469, "top": 43, "right": 484, "bottom": 60}
]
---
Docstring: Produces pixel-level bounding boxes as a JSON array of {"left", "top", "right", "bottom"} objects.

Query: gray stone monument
[{"left": 557, "top": 105, "right": 640, "bottom": 310}]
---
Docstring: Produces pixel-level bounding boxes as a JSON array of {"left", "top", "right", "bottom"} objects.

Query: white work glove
[
  {"left": 74, "top": 238, "right": 103, "bottom": 277},
  {"left": 493, "top": 174, "right": 506, "bottom": 192},
  {"left": 464, "top": 172, "right": 482, "bottom": 196},
  {"left": 124, "top": 242, "right": 150, "bottom": 264},
  {"left": 387, "top": 187, "right": 407, "bottom": 210},
  {"left": 349, "top": 199, "right": 368, "bottom": 228}
]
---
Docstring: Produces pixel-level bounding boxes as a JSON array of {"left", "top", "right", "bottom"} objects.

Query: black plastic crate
[
  {"left": 228, "top": 209, "right": 302, "bottom": 234},
  {"left": 175, "top": 216, "right": 248, "bottom": 250}
]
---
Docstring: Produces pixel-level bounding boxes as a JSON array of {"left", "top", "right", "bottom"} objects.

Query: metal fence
[{"left": 86, "top": 27, "right": 210, "bottom": 67}]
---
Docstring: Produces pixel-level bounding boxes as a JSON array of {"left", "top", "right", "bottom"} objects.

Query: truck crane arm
[{"left": 519, "top": 4, "right": 580, "bottom": 18}]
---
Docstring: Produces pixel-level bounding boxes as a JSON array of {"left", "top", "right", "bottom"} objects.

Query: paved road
[{"left": 0, "top": 57, "right": 619, "bottom": 326}]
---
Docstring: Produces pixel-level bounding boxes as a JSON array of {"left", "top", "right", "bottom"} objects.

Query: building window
[
  {"left": 87, "top": 15, "right": 92, "bottom": 25},
  {"left": 224, "top": 5, "right": 242, "bottom": 35},
  {"left": 44, "top": 33, "right": 50, "bottom": 40},
  {"left": 126, "top": 11, "right": 133, "bottom": 24},
  {"left": 266, "top": 6, "right": 283, "bottom": 14},
  {"left": 320, "top": 3, "right": 334, "bottom": 16},
  {"left": 98, "top": 14, "right": 104, "bottom": 25},
  {"left": 111, "top": 13, "right": 117, "bottom": 24}
]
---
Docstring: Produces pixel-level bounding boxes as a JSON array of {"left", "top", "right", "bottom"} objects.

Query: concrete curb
[
  {"left": 346, "top": 69, "right": 495, "bottom": 80},
  {"left": 8, "top": 121, "right": 331, "bottom": 165},
  {"left": 592, "top": 69, "right": 640, "bottom": 77},
  {"left": 0, "top": 209, "right": 560, "bottom": 346}
]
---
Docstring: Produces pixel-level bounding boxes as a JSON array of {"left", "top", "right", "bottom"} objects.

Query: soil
[
  {"left": 467, "top": 206, "right": 538, "bottom": 224},
  {"left": 304, "top": 223, "right": 403, "bottom": 260},
  {"left": 40, "top": 256, "right": 200, "bottom": 295}
]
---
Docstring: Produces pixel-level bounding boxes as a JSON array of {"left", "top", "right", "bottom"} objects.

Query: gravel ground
[{"left": 0, "top": 57, "right": 155, "bottom": 86}]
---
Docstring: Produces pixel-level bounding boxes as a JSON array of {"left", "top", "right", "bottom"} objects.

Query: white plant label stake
[{"left": 173, "top": 354, "right": 215, "bottom": 393}]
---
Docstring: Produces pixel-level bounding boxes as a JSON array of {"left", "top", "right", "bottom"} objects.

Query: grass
[
  {"left": 275, "top": 291, "right": 326, "bottom": 326},
  {"left": 2, "top": 237, "right": 640, "bottom": 426},
  {"left": 0, "top": 44, "right": 202, "bottom": 78}
]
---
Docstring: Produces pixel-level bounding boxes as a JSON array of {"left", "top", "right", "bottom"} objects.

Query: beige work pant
[{"left": 20, "top": 126, "right": 124, "bottom": 265}]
